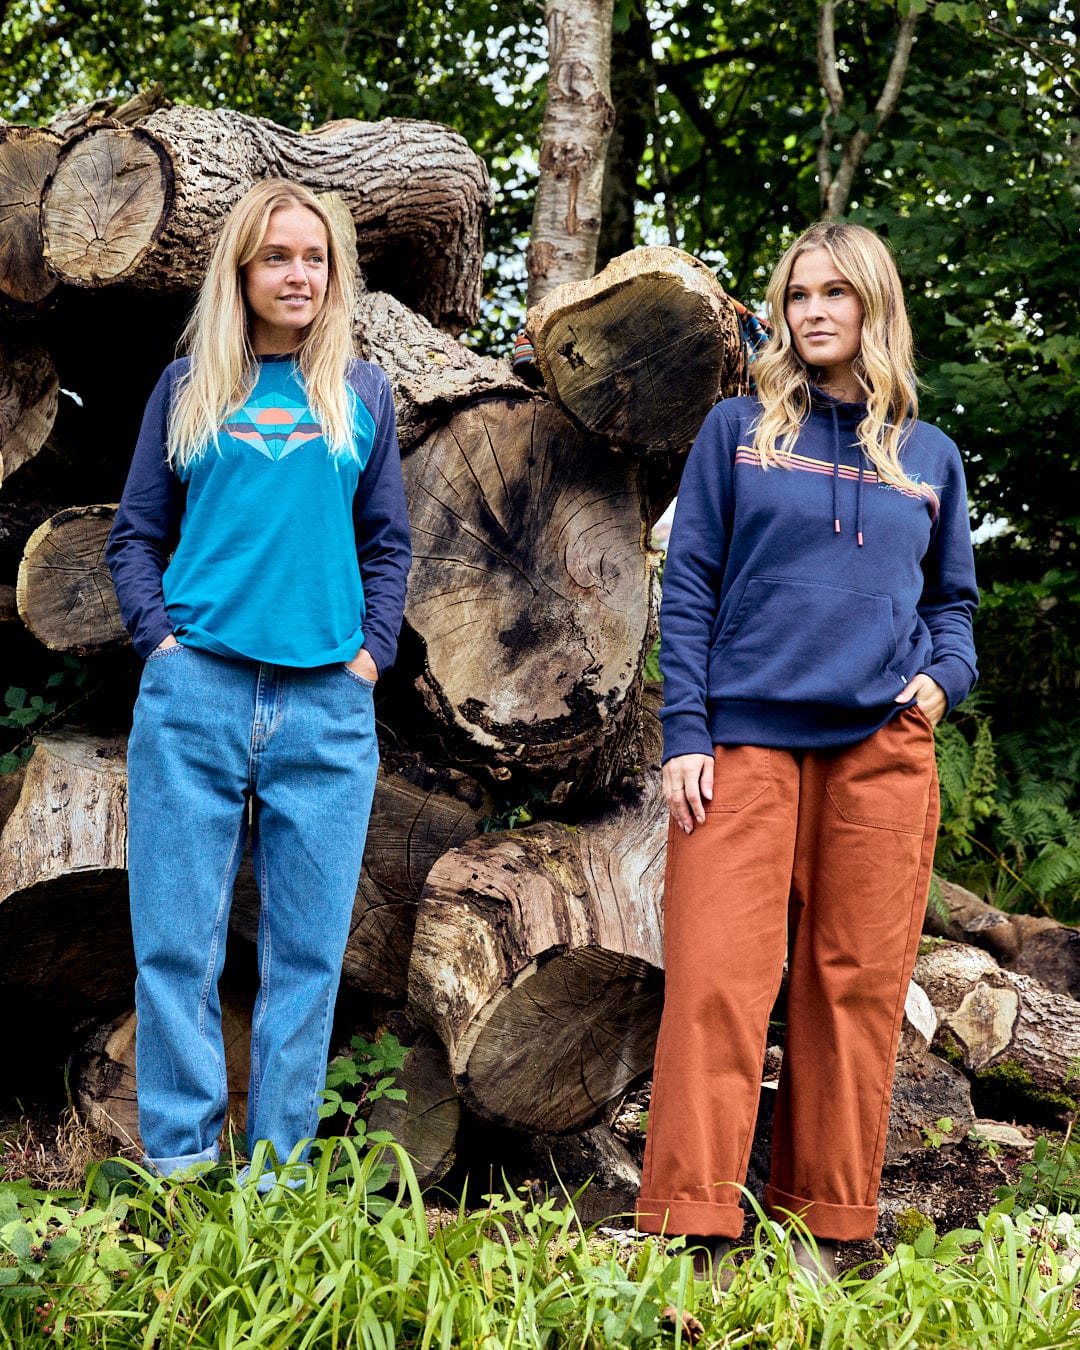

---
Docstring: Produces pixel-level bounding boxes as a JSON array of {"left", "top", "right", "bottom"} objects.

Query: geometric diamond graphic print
[{"left": 222, "top": 388, "right": 323, "bottom": 462}]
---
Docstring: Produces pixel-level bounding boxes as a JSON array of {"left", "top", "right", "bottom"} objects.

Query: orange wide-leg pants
[{"left": 636, "top": 707, "right": 939, "bottom": 1242}]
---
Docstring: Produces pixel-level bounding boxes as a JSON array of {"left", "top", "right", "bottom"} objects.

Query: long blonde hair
[
  {"left": 168, "top": 179, "right": 358, "bottom": 468},
  {"left": 750, "top": 221, "right": 922, "bottom": 493}
]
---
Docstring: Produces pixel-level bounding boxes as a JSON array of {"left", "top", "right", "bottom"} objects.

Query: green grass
[{"left": 2, "top": 1140, "right": 1079, "bottom": 1348}]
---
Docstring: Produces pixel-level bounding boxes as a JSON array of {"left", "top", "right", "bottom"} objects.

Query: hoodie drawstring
[{"left": 829, "top": 402, "right": 865, "bottom": 546}]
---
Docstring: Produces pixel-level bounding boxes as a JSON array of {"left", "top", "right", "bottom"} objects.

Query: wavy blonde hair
[
  {"left": 168, "top": 179, "right": 358, "bottom": 468},
  {"left": 750, "top": 221, "right": 922, "bottom": 493}
]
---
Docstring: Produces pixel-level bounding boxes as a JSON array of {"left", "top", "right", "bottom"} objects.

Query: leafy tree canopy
[{"left": 1, "top": 0, "right": 1075, "bottom": 707}]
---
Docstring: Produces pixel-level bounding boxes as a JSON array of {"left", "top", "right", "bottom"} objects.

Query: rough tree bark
[
  {"left": 41, "top": 106, "right": 492, "bottom": 330},
  {"left": 527, "top": 0, "right": 616, "bottom": 307}
]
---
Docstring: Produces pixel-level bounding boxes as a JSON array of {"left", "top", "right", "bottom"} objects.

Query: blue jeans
[{"left": 127, "top": 644, "right": 378, "bottom": 1175}]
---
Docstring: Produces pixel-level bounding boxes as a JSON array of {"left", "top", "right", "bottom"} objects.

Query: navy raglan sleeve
[
  {"left": 106, "top": 364, "right": 187, "bottom": 659},
  {"left": 349, "top": 365, "right": 412, "bottom": 675},
  {"left": 657, "top": 404, "right": 737, "bottom": 762},
  {"left": 920, "top": 439, "right": 979, "bottom": 713}
]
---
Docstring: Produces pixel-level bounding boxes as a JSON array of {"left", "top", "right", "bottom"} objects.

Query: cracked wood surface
[
  {"left": 16, "top": 503, "right": 127, "bottom": 653},
  {"left": 0, "top": 125, "right": 64, "bottom": 307},
  {"left": 402, "top": 395, "right": 654, "bottom": 789},
  {"left": 0, "top": 733, "right": 132, "bottom": 1034}
]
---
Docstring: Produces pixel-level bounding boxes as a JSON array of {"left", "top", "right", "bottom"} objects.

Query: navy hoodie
[{"left": 658, "top": 392, "right": 979, "bottom": 761}]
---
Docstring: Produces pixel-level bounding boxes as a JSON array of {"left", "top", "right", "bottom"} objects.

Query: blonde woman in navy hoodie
[{"left": 635, "top": 222, "right": 977, "bottom": 1279}]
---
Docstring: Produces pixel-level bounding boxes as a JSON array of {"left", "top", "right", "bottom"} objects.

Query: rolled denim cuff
[{"left": 144, "top": 1141, "right": 220, "bottom": 1177}]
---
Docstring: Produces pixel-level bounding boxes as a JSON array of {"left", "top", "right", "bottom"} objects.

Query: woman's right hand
[
  {"left": 155, "top": 634, "right": 179, "bottom": 652},
  {"left": 662, "top": 753, "right": 714, "bottom": 835}
]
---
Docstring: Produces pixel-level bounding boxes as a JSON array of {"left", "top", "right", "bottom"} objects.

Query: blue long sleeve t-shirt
[
  {"left": 658, "top": 392, "right": 979, "bottom": 761},
  {"left": 106, "top": 356, "right": 411, "bottom": 673}
]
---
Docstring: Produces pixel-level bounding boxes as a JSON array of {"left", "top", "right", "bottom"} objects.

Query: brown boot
[
  {"left": 682, "top": 1235, "right": 735, "bottom": 1288},
  {"left": 789, "top": 1234, "right": 839, "bottom": 1283}
]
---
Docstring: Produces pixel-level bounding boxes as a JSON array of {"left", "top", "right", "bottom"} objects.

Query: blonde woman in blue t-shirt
[{"left": 107, "top": 179, "right": 411, "bottom": 1188}]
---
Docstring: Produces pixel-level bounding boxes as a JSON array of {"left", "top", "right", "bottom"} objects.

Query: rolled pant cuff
[
  {"left": 144, "top": 1142, "right": 220, "bottom": 1178},
  {"left": 764, "top": 1185, "right": 877, "bottom": 1241},
  {"left": 635, "top": 1196, "right": 746, "bottom": 1241}
]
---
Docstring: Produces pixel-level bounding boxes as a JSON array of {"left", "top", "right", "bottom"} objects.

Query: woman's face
[
  {"left": 242, "top": 204, "right": 329, "bottom": 354},
  {"left": 784, "top": 247, "right": 864, "bottom": 396}
]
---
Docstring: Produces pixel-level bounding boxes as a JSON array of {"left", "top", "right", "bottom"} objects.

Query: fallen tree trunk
[
  {"left": 526, "top": 245, "right": 745, "bottom": 454},
  {"left": 926, "top": 876, "right": 1080, "bottom": 1000},
  {"left": 0, "top": 126, "right": 64, "bottom": 307},
  {"left": 403, "top": 395, "right": 654, "bottom": 792},
  {"left": 915, "top": 940, "right": 1080, "bottom": 1100},
  {"left": 0, "top": 340, "right": 59, "bottom": 483},
  {"left": 16, "top": 504, "right": 127, "bottom": 653},
  {"left": 0, "top": 733, "right": 132, "bottom": 1039},
  {"left": 407, "top": 705, "right": 666, "bottom": 1133},
  {"left": 41, "top": 107, "right": 492, "bottom": 330}
]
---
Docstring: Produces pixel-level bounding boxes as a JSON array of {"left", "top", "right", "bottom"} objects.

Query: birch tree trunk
[
  {"left": 816, "top": 0, "right": 919, "bottom": 217},
  {"left": 527, "top": 0, "right": 616, "bottom": 307}
]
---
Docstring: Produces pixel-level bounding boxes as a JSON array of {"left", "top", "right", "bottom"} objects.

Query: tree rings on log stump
[
  {"left": 403, "top": 396, "right": 653, "bottom": 790},
  {"left": 0, "top": 126, "right": 64, "bottom": 307},
  {"left": 0, "top": 340, "right": 59, "bottom": 483},
  {"left": 17, "top": 504, "right": 128, "bottom": 653},
  {"left": 525, "top": 245, "right": 745, "bottom": 455},
  {"left": 41, "top": 124, "right": 175, "bottom": 287}
]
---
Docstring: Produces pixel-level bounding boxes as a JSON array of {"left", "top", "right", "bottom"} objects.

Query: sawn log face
[{"left": 402, "top": 395, "right": 654, "bottom": 789}]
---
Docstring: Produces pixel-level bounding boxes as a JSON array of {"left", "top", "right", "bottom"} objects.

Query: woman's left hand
[
  {"left": 895, "top": 673, "right": 946, "bottom": 727},
  {"left": 346, "top": 648, "right": 379, "bottom": 683}
]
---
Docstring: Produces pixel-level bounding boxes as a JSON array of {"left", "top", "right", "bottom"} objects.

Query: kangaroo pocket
[{"left": 707, "top": 576, "right": 903, "bottom": 709}]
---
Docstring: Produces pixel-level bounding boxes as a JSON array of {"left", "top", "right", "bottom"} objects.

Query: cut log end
[
  {"left": 0, "top": 126, "right": 64, "bottom": 306},
  {"left": 42, "top": 125, "right": 175, "bottom": 287},
  {"left": 404, "top": 396, "right": 653, "bottom": 788},
  {"left": 0, "top": 340, "right": 59, "bottom": 481},
  {"left": 526, "top": 246, "right": 745, "bottom": 455},
  {"left": 17, "top": 504, "right": 128, "bottom": 653}
]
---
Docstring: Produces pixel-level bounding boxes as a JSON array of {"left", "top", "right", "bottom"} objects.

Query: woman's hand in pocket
[
  {"left": 346, "top": 648, "right": 378, "bottom": 683},
  {"left": 895, "top": 673, "right": 946, "bottom": 726}
]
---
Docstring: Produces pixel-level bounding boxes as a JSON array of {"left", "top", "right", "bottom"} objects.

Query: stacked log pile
[
  {"left": 0, "top": 96, "right": 748, "bottom": 1181},
  {"left": 2, "top": 96, "right": 1075, "bottom": 1206}
]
